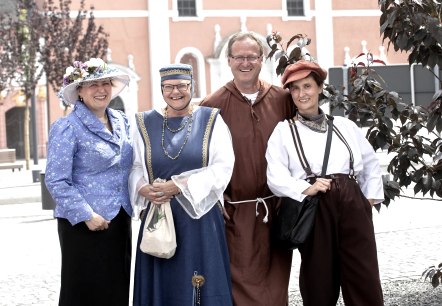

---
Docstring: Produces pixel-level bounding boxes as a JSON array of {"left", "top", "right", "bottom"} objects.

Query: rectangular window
[
  {"left": 287, "top": 0, "right": 304, "bottom": 16},
  {"left": 178, "top": 0, "right": 197, "bottom": 17}
]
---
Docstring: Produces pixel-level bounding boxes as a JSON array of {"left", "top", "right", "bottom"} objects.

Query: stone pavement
[{"left": 0, "top": 162, "right": 442, "bottom": 305}]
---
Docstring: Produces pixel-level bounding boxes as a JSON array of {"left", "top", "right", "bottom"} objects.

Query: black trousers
[
  {"left": 299, "top": 174, "right": 383, "bottom": 306},
  {"left": 57, "top": 208, "right": 132, "bottom": 306}
]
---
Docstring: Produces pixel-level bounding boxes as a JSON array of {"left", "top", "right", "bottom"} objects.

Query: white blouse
[
  {"left": 265, "top": 116, "right": 384, "bottom": 204},
  {"left": 129, "top": 107, "right": 235, "bottom": 219}
]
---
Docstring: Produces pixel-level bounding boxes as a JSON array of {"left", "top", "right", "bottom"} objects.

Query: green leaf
[
  {"left": 413, "top": 28, "right": 427, "bottom": 41},
  {"left": 423, "top": 35, "right": 435, "bottom": 48},
  {"left": 407, "top": 147, "right": 418, "bottom": 160},
  {"left": 427, "top": 54, "right": 438, "bottom": 69},
  {"left": 437, "top": 117, "right": 442, "bottom": 133},
  {"left": 427, "top": 112, "right": 438, "bottom": 131},
  {"left": 380, "top": 17, "right": 389, "bottom": 34},
  {"left": 422, "top": 173, "right": 433, "bottom": 195},
  {"left": 276, "top": 57, "right": 288, "bottom": 76},
  {"left": 432, "top": 275, "right": 440, "bottom": 288},
  {"left": 396, "top": 32, "right": 409, "bottom": 49},
  {"left": 286, "top": 34, "right": 303, "bottom": 49},
  {"left": 386, "top": 8, "right": 398, "bottom": 28},
  {"left": 289, "top": 47, "right": 301, "bottom": 62},
  {"left": 267, "top": 44, "right": 278, "bottom": 59},
  {"left": 414, "top": 181, "right": 423, "bottom": 194}
]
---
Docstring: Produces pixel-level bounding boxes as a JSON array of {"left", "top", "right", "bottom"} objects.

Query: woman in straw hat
[
  {"left": 129, "top": 63, "right": 234, "bottom": 306},
  {"left": 45, "top": 58, "right": 133, "bottom": 305},
  {"left": 265, "top": 60, "right": 384, "bottom": 305}
]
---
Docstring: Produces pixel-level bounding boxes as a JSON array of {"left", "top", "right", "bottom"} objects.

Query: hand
[
  {"left": 139, "top": 180, "right": 178, "bottom": 204},
  {"left": 85, "top": 212, "right": 110, "bottom": 231},
  {"left": 303, "top": 177, "right": 332, "bottom": 196}
]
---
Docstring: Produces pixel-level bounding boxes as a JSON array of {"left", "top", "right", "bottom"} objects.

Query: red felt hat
[{"left": 281, "top": 60, "right": 327, "bottom": 89}]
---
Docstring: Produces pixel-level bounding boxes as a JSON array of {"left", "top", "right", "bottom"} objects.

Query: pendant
[{"left": 192, "top": 272, "right": 205, "bottom": 305}]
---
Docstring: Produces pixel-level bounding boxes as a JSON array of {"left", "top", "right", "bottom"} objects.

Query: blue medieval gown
[{"left": 130, "top": 106, "right": 234, "bottom": 306}]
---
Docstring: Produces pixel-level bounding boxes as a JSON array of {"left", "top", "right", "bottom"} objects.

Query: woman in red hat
[{"left": 265, "top": 60, "right": 384, "bottom": 306}]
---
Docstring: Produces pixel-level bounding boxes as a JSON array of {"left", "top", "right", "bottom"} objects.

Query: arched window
[{"left": 180, "top": 54, "right": 201, "bottom": 98}]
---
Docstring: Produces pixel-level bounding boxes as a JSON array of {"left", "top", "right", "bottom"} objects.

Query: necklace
[
  {"left": 161, "top": 108, "right": 194, "bottom": 160},
  {"left": 164, "top": 114, "right": 188, "bottom": 133}
]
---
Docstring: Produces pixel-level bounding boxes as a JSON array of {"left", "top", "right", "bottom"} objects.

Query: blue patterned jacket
[{"left": 45, "top": 102, "right": 133, "bottom": 225}]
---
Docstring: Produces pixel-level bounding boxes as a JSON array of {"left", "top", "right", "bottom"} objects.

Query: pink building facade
[{"left": 0, "top": 0, "right": 408, "bottom": 159}]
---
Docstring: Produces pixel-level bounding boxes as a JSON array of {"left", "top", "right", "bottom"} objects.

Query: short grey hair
[{"left": 226, "top": 31, "right": 265, "bottom": 57}]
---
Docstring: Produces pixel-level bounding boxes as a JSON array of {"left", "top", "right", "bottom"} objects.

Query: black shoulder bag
[{"left": 272, "top": 116, "right": 334, "bottom": 250}]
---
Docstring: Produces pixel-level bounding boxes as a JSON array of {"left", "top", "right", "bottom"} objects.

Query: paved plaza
[{"left": 0, "top": 163, "right": 441, "bottom": 305}]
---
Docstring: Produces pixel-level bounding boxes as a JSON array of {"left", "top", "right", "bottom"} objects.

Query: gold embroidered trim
[
  {"left": 136, "top": 112, "right": 154, "bottom": 183},
  {"left": 202, "top": 108, "right": 218, "bottom": 167},
  {"left": 160, "top": 69, "right": 192, "bottom": 77}
]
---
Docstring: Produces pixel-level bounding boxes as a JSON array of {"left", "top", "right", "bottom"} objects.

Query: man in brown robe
[{"left": 201, "top": 31, "right": 296, "bottom": 306}]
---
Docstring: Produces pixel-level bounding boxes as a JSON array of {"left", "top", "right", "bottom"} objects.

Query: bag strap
[
  {"left": 288, "top": 115, "right": 334, "bottom": 177},
  {"left": 332, "top": 124, "right": 355, "bottom": 176},
  {"left": 321, "top": 116, "right": 334, "bottom": 176},
  {"left": 288, "top": 118, "right": 313, "bottom": 176}
]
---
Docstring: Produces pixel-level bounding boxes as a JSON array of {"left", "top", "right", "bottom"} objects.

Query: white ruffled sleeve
[
  {"left": 128, "top": 124, "right": 150, "bottom": 220},
  {"left": 172, "top": 115, "right": 234, "bottom": 219}
]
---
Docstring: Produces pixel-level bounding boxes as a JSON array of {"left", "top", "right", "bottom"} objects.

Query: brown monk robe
[{"left": 201, "top": 79, "right": 295, "bottom": 305}]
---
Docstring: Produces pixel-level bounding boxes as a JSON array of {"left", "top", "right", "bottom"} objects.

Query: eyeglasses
[
  {"left": 230, "top": 55, "right": 261, "bottom": 63},
  {"left": 161, "top": 83, "right": 191, "bottom": 93}
]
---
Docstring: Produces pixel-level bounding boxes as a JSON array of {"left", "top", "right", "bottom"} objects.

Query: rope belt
[{"left": 227, "top": 195, "right": 275, "bottom": 223}]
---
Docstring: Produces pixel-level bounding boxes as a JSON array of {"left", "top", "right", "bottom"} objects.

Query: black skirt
[{"left": 57, "top": 208, "right": 132, "bottom": 306}]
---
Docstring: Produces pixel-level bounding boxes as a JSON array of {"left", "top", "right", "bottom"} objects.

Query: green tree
[
  {"left": 379, "top": 0, "right": 442, "bottom": 289},
  {"left": 0, "top": 0, "right": 44, "bottom": 170},
  {"left": 379, "top": 0, "right": 442, "bottom": 70},
  {"left": 0, "top": 14, "right": 17, "bottom": 96},
  {"left": 377, "top": 0, "right": 442, "bottom": 201},
  {"left": 0, "top": 0, "right": 109, "bottom": 168},
  {"left": 40, "top": 0, "right": 109, "bottom": 112}
]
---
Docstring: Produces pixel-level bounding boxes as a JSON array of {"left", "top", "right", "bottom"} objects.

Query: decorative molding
[{"left": 85, "top": 9, "right": 381, "bottom": 20}]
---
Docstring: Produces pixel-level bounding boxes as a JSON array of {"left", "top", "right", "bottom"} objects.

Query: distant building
[{"left": 0, "top": 0, "right": 410, "bottom": 158}]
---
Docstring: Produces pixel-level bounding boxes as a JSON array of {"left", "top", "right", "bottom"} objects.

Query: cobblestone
[{"left": 0, "top": 166, "right": 441, "bottom": 305}]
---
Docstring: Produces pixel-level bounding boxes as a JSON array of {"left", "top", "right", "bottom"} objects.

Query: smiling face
[
  {"left": 228, "top": 37, "right": 263, "bottom": 93},
  {"left": 78, "top": 79, "right": 113, "bottom": 116},
  {"left": 161, "top": 79, "right": 192, "bottom": 117},
  {"left": 289, "top": 75, "right": 323, "bottom": 116}
]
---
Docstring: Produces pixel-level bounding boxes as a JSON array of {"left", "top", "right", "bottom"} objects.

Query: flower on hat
[
  {"left": 62, "top": 58, "right": 107, "bottom": 86},
  {"left": 58, "top": 57, "right": 130, "bottom": 105}
]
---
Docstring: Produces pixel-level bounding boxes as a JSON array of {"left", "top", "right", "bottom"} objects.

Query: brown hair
[{"left": 309, "top": 72, "right": 324, "bottom": 86}]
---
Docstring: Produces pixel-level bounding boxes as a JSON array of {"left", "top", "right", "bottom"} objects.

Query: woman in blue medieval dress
[{"left": 129, "top": 64, "right": 234, "bottom": 306}]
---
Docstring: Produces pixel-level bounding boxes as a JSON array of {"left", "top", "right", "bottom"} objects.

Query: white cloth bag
[{"left": 140, "top": 201, "right": 177, "bottom": 259}]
